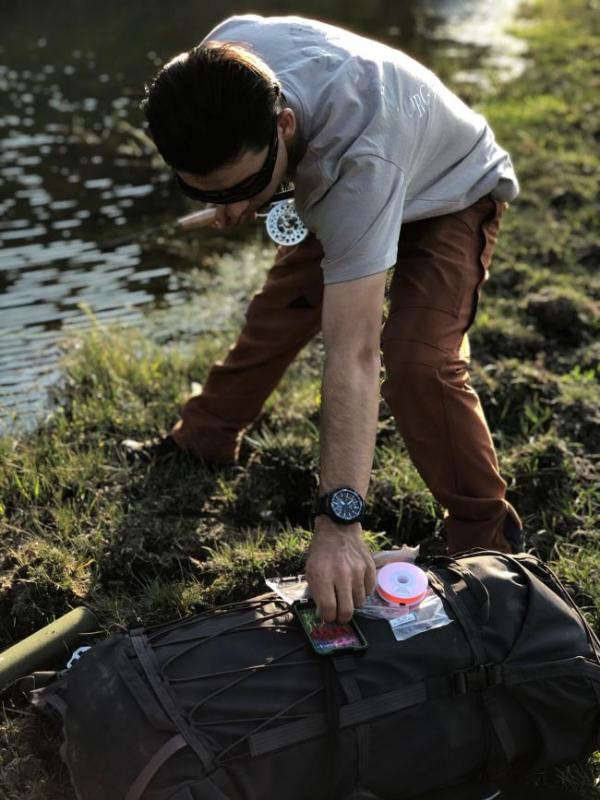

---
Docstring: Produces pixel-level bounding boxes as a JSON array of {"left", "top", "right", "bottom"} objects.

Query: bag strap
[
  {"left": 428, "top": 557, "right": 491, "bottom": 624},
  {"left": 125, "top": 734, "right": 187, "bottom": 800},
  {"left": 430, "top": 563, "right": 518, "bottom": 774},
  {"left": 249, "top": 680, "right": 428, "bottom": 756},
  {"left": 503, "top": 656, "right": 600, "bottom": 685},
  {"left": 593, "top": 681, "right": 600, "bottom": 748},
  {"left": 514, "top": 555, "right": 600, "bottom": 662},
  {"left": 481, "top": 691, "right": 519, "bottom": 773},
  {"left": 322, "top": 655, "right": 342, "bottom": 796},
  {"left": 129, "top": 630, "right": 216, "bottom": 773},
  {"left": 249, "top": 655, "right": 600, "bottom": 758},
  {"left": 170, "top": 789, "right": 195, "bottom": 800},
  {"left": 428, "top": 572, "right": 486, "bottom": 663},
  {"left": 169, "top": 779, "right": 236, "bottom": 800},
  {"left": 333, "top": 654, "right": 370, "bottom": 786}
]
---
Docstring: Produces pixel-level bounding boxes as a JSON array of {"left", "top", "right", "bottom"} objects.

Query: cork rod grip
[{"left": 177, "top": 207, "right": 218, "bottom": 231}]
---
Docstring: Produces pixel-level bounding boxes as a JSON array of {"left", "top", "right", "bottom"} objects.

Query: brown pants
[{"left": 171, "top": 192, "right": 522, "bottom": 553}]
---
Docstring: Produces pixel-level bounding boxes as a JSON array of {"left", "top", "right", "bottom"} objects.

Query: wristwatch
[{"left": 314, "top": 487, "right": 365, "bottom": 525}]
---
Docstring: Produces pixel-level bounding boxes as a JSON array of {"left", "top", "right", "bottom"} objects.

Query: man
[{"left": 140, "top": 14, "right": 523, "bottom": 625}]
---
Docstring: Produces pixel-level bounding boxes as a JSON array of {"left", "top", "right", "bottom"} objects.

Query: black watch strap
[{"left": 314, "top": 494, "right": 331, "bottom": 516}]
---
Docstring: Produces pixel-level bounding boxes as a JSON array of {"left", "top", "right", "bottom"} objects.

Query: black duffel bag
[{"left": 32, "top": 551, "right": 600, "bottom": 800}]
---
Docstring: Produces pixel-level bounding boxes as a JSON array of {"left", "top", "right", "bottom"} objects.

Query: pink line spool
[{"left": 376, "top": 562, "right": 429, "bottom": 606}]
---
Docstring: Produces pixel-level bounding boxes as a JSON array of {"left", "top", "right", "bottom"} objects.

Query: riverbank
[{"left": 1, "top": 0, "right": 599, "bottom": 796}]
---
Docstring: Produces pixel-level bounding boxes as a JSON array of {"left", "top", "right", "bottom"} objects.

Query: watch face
[{"left": 331, "top": 489, "right": 363, "bottom": 522}]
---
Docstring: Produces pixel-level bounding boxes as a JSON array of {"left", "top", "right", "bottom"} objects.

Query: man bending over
[{"left": 140, "top": 15, "right": 524, "bottom": 624}]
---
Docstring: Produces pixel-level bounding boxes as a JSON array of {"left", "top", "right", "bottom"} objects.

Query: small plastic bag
[
  {"left": 265, "top": 574, "right": 311, "bottom": 604},
  {"left": 356, "top": 552, "right": 452, "bottom": 640},
  {"left": 265, "top": 545, "right": 452, "bottom": 643},
  {"left": 355, "top": 589, "right": 452, "bottom": 642},
  {"left": 265, "top": 546, "right": 420, "bottom": 604},
  {"left": 371, "top": 545, "right": 420, "bottom": 568}
]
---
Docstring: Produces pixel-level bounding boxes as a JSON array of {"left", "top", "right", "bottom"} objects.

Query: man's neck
[{"left": 285, "top": 127, "right": 306, "bottom": 179}]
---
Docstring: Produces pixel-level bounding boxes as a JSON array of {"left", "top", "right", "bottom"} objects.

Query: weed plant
[{"left": 1, "top": 0, "right": 599, "bottom": 796}]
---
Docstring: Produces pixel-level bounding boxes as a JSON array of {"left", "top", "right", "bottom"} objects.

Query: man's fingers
[
  {"left": 305, "top": 531, "right": 376, "bottom": 624},
  {"left": 314, "top": 582, "right": 337, "bottom": 623},
  {"left": 213, "top": 207, "right": 227, "bottom": 229},
  {"left": 354, "top": 556, "right": 375, "bottom": 610},
  {"left": 335, "top": 580, "right": 354, "bottom": 624},
  {"left": 365, "top": 556, "right": 377, "bottom": 595},
  {"left": 352, "top": 576, "right": 367, "bottom": 610},
  {"left": 352, "top": 589, "right": 366, "bottom": 611}
]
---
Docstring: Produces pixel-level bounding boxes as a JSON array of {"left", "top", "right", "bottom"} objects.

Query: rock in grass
[
  {"left": 524, "top": 287, "right": 598, "bottom": 345},
  {"left": 549, "top": 188, "right": 585, "bottom": 212}
]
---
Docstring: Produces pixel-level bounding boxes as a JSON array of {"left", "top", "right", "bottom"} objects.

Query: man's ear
[{"left": 279, "top": 107, "right": 296, "bottom": 143}]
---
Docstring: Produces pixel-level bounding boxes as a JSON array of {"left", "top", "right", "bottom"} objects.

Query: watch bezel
[{"left": 315, "top": 486, "right": 365, "bottom": 525}]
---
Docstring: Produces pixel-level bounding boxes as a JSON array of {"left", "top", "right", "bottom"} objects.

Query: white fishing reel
[
  {"left": 177, "top": 196, "right": 309, "bottom": 247},
  {"left": 262, "top": 200, "right": 309, "bottom": 246}
]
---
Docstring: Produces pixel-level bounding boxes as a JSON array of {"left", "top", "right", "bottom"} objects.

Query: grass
[{"left": 1, "top": 0, "right": 599, "bottom": 797}]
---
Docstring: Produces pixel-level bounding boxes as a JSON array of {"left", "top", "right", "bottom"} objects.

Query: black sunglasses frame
[{"left": 174, "top": 115, "right": 280, "bottom": 205}]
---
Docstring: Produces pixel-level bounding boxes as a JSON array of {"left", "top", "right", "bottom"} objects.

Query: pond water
[{"left": 0, "top": 0, "right": 526, "bottom": 433}]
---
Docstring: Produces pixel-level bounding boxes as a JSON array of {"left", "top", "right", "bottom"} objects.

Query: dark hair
[{"left": 141, "top": 42, "right": 282, "bottom": 175}]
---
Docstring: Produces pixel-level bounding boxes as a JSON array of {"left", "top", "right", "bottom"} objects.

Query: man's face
[{"left": 176, "top": 110, "right": 294, "bottom": 227}]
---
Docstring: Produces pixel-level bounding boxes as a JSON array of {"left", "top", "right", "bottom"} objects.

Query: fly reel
[
  {"left": 264, "top": 200, "right": 309, "bottom": 246},
  {"left": 177, "top": 195, "right": 309, "bottom": 247}
]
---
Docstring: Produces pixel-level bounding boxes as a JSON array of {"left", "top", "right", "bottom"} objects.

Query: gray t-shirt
[{"left": 204, "top": 15, "right": 519, "bottom": 284}]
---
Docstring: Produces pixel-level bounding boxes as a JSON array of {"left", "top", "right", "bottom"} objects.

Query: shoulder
[{"left": 202, "top": 14, "right": 321, "bottom": 44}]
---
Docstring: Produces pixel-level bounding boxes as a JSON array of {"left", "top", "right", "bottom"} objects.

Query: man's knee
[
  {"left": 381, "top": 341, "right": 470, "bottom": 407},
  {"left": 382, "top": 337, "right": 437, "bottom": 387}
]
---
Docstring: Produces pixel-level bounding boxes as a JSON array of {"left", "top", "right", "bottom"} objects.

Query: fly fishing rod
[
  {"left": 177, "top": 189, "right": 309, "bottom": 246},
  {"left": 98, "top": 190, "right": 308, "bottom": 251}
]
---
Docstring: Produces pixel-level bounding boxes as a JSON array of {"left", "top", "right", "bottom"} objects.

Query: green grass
[{"left": 1, "top": 0, "right": 599, "bottom": 797}]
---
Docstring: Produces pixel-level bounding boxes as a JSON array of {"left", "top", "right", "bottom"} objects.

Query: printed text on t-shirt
[{"left": 406, "top": 84, "right": 433, "bottom": 119}]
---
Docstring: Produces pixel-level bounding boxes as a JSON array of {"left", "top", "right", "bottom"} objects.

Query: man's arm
[{"left": 304, "top": 270, "right": 388, "bottom": 623}]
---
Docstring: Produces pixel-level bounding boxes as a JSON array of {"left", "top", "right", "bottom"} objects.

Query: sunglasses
[{"left": 174, "top": 115, "right": 279, "bottom": 205}]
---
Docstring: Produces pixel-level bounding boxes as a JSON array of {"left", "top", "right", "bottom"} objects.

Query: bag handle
[
  {"left": 427, "top": 572, "right": 486, "bottom": 663},
  {"left": 429, "top": 557, "right": 491, "bottom": 624},
  {"left": 517, "top": 556, "right": 600, "bottom": 663}
]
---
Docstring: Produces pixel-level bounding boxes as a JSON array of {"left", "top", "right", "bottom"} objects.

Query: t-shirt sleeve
[{"left": 304, "top": 155, "right": 406, "bottom": 284}]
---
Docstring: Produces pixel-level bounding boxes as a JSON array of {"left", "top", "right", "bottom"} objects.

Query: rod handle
[
  {"left": 177, "top": 208, "right": 217, "bottom": 231},
  {"left": 0, "top": 607, "right": 100, "bottom": 693}
]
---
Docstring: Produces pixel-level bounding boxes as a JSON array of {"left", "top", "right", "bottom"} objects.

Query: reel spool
[
  {"left": 177, "top": 196, "right": 309, "bottom": 247},
  {"left": 264, "top": 200, "right": 309, "bottom": 246}
]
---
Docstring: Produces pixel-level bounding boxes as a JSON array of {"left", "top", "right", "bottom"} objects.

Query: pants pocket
[
  {"left": 480, "top": 200, "right": 507, "bottom": 272},
  {"left": 465, "top": 200, "right": 507, "bottom": 331}
]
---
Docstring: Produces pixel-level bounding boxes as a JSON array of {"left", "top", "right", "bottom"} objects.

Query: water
[{"left": 0, "top": 0, "right": 526, "bottom": 433}]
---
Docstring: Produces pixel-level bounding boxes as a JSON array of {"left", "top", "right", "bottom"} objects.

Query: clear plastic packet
[
  {"left": 265, "top": 574, "right": 312, "bottom": 604},
  {"left": 371, "top": 545, "right": 420, "bottom": 568},
  {"left": 265, "top": 545, "right": 452, "bottom": 643},
  {"left": 265, "top": 545, "right": 420, "bottom": 605},
  {"left": 356, "top": 589, "right": 452, "bottom": 642}
]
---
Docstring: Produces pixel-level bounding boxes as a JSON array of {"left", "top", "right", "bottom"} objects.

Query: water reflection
[{"left": 0, "top": 0, "right": 525, "bottom": 433}]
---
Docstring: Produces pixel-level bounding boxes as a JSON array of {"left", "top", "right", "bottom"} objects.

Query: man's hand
[
  {"left": 305, "top": 518, "right": 376, "bottom": 624},
  {"left": 213, "top": 202, "right": 257, "bottom": 229},
  {"left": 306, "top": 270, "right": 385, "bottom": 624}
]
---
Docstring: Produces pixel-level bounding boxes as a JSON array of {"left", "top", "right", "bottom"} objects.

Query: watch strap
[{"left": 314, "top": 493, "right": 331, "bottom": 517}]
